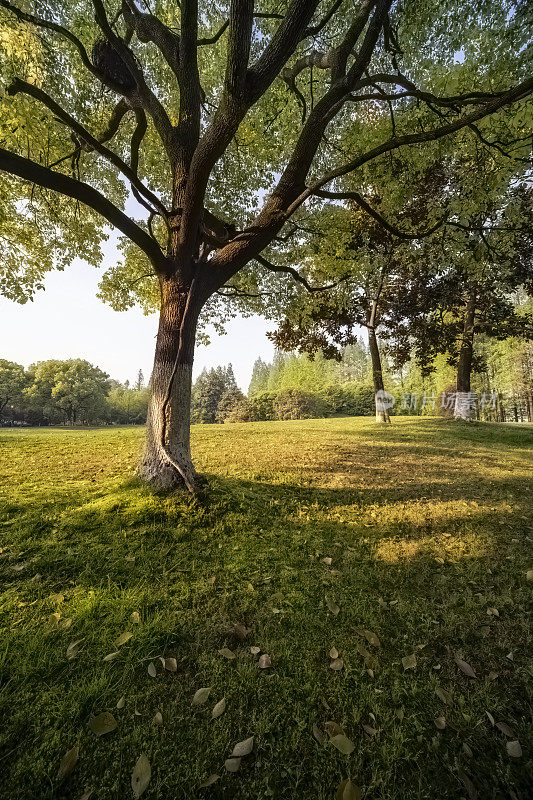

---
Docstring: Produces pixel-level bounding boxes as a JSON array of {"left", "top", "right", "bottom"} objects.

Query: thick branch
[
  {"left": 0, "top": 148, "right": 165, "bottom": 270},
  {"left": 226, "top": 1, "right": 254, "bottom": 98},
  {"left": 121, "top": 1, "right": 181, "bottom": 81},
  {"left": 7, "top": 79, "right": 167, "bottom": 216}
]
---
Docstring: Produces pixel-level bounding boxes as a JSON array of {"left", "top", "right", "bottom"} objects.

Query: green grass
[{"left": 0, "top": 417, "right": 532, "bottom": 800}]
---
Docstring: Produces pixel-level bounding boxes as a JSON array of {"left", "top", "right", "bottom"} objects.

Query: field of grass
[{"left": 0, "top": 417, "right": 532, "bottom": 800}]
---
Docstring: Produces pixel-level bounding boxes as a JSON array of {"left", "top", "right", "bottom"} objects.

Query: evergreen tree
[{"left": 248, "top": 358, "right": 271, "bottom": 398}]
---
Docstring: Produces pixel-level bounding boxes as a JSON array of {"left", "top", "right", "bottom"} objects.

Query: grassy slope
[{"left": 0, "top": 418, "right": 532, "bottom": 800}]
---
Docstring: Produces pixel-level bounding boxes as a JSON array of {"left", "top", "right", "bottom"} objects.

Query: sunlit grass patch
[{"left": 0, "top": 418, "right": 531, "bottom": 799}]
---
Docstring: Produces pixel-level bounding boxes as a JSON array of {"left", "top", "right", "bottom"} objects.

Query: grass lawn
[{"left": 0, "top": 417, "right": 532, "bottom": 800}]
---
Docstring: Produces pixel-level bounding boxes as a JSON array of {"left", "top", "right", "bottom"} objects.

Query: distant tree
[
  {"left": 0, "top": 359, "right": 28, "bottom": 420},
  {"left": 26, "top": 359, "right": 110, "bottom": 424},
  {"left": 107, "top": 382, "right": 150, "bottom": 424},
  {"left": 248, "top": 358, "right": 271, "bottom": 398},
  {"left": 216, "top": 384, "right": 247, "bottom": 423},
  {"left": 135, "top": 369, "right": 145, "bottom": 391},
  {"left": 191, "top": 364, "right": 237, "bottom": 424}
]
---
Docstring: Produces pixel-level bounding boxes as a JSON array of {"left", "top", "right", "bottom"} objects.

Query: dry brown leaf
[
  {"left": 335, "top": 779, "right": 362, "bottom": 800},
  {"left": 130, "top": 611, "right": 141, "bottom": 624},
  {"left": 250, "top": 646, "right": 261, "bottom": 655},
  {"left": 199, "top": 774, "right": 220, "bottom": 788},
  {"left": 258, "top": 654, "right": 271, "bottom": 669},
  {"left": 496, "top": 721, "right": 514, "bottom": 737},
  {"left": 312, "top": 723, "right": 325, "bottom": 745},
  {"left": 116, "top": 631, "right": 133, "bottom": 647},
  {"left": 330, "top": 733, "right": 355, "bottom": 755},
  {"left": 231, "top": 736, "right": 254, "bottom": 757},
  {"left": 322, "top": 557, "right": 333, "bottom": 566},
  {"left": 526, "top": 569, "right": 533, "bottom": 582},
  {"left": 233, "top": 623, "right": 250, "bottom": 641},
  {"left": 462, "top": 742, "right": 473, "bottom": 757},
  {"left": 48, "top": 612, "right": 61, "bottom": 627},
  {"left": 364, "top": 630, "right": 381, "bottom": 648},
  {"left": 212, "top": 698, "right": 226, "bottom": 719},
  {"left": 131, "top": 754, "right": 151, "bottom": 798},
  {"left": 330, "top": 658, "right": 344, "bottom": 671},
  {"left": 147, "top": 662, "right": 157, "bottom": 677},
  {"left": 402, "top": 653, "right": 417, "bottom": 671},
  {"left": 325, "top": 721, "right": 345, "bottom": 738},
  {"left": 57, "top": 745, "right": 79, "bottom": 780},
  {"left": 435, "top": 688, "right": 453, "bottom": 705},
  {"left": 89, "top": 712, "right": 117, "bottom": 736},
  {"left": 434, "top": 716, "right": 446, "bottom": 730},
  {"left": 103, "top": 652, "right": 120, "bottom": 662},
  {"left": 455, "top": 658, "right": 476, "bottom": 678},
  {"left": 218, "top": 647, "right": 236, "bottom": 660},
  {"left": 329, "top": 647, "right": 339, "bottom": 660},
  {"left": 153, "top": 711, "right": 163, "bottom": 726},
  {"left": 116, "top": 696, "right": 125, "bottom": 709},
  {"left": 163, "top": 657, "right": 177, "bottom": 672},
  {"left": 486, "top": 711, "right": 495, "bottom": 726},
  {"left": 506, "top": 740, "right": 522, "bottom": 758},
  {"left": 325, "top": 595, "right": 340, "bottom": 616},
  {"left": 362, "top": 724, "right": 378, "bottom": 738},
  {"left": 225, "top": 758, "right": 241, "bottom": 773},
  {"left": 192, "top": 687, "right": 211, "bottom": 706}
]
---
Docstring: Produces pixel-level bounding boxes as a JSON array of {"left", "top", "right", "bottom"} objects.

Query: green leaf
[
  {"left": 330, "top": 734, "right": 355, "bottom": 755},
  {"left": 88, "top": 712, "right": 117, "bottom": 736}
]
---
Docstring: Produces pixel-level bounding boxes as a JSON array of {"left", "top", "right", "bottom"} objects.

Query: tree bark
[
  {"left": 454, "top": 291, "right": 476, "bottom": 421},
  {"left": 368, "top": 326, "right": 390, "bottom": 423},
  {"left": 139, "top": 274, "right": 201, "bottom": 492}
]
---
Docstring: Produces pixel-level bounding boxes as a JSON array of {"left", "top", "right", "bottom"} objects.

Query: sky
[{"left": 0, "top": 238, "right": 275, "bottom": 393}]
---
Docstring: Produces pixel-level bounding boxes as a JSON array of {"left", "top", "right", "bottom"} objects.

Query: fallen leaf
[
  {"left": 322, "top": 557, "right": 333, "bottom": 566},
  {"left": 458, "top": 769, "right": 478, "bottom": 800},
  {"left": 116, "top": 696, "right": 125, "bottom": 709},
  {"left": 455, "top": 658, "right": 476, "bottom": 678},
  {"left": 488, "top": 671, "right": 499, "bottom": 681},
  {"left": 402, "top": 653, "right": 417, "bottom": 671},
  {"left": 496, "top": 721, "right": 514, "bottom": 737},
  {"left": 147, "top": 662, "right": 157, "bottom": 677},
  {"left": 364, "top": 630, "right": 381, "bottom": 648},
  {"left": 192, "top": 687, "right": 211, "bottom": 706},
  {"left": 66, "top": 639, "right": 84, "bottom": 660},
  {"left": 330, "top": 658, "right": 344, "bottom": 671},
  {"left": 330, "top": 733, "right": 355, "bottom": 755},
  {"left": 486, "top": 711, "right": 495, "bottom": 726},
  {"left": 434, "top": 716, "right": 446, "bottom": 730},
  {"left": 463, "top": 742, "right": 473, "bottom": 757},
  {"left": 325, "top": 721, "right": 345, "bottom": 738},
  {"left": 130, "top": 612, "right": 141, "bottom": 624},
  {"left": 335, "top": 778, "right": 362, "bottom": 800},
  {"left": 362, "top": 724, "right": 378, "bottom": 738},
  {"left": 435, "top": 688, "right": 453, "bottom": 705},
  {"left": 212, "top": 698, "right": 226, "bottom": 719},
  {"left": 48, "top": 612, "right": 61, "bottom": 627},
  {"left": 258, "top": 654, "right": 271, "bottom": 669},
  {"left": 329, "top": 647, "right": 339, "bottom": 660},
  {"left": 526, "top": 569, "right": 533, "bottom": 582},
  {"left": 434, "top": 557, "right": 444, "bottom": 564},
  {"left": 218, "top": 647, "right": 236, "bottom": 660},
  {"left": 312, "top": 723, "right": 325, "bottom": 745},
  {"left": 61, "top": 618, "right": 73, "bottom": 629},
  {"left": 162, "top": 657, "right": 177, "bottom": 672},
  {"left": 395, "top": 708, "right": 404, "bottom": 721},
  {"left": 199, "top": 774, "right": 220, "bottom": 788},
  {"left": 233, "top": 623, "right": 250, "bottom": 640},
  {"left": 131, "top": 754, "right": 151, "bottom": 798},
  {"left": 231, "top": 736, "right": 254, "bottom": 757},
  {"left": 57, "top": 745, "right": 79, "bottom": 780},
  {"left": 103, "top": 651, "right": 120, "bottom": 662},
  {"left": 225, "top": 758, "right": 241, "bottom": 773},
  {"left": 116, "top": 631, "right": 133, "bottom": 647},
  {"left": 325, "top": 595, "right": 340, "bottom": 616},
  {"left": 506, "top": 740, "right": 522, "bottom": 758},
  {"left": 250, "top": 646, "right": 261, "bottom": 655},
  {"left": 153, "top": 711, "right": 163, "bottom": 726},
  {"left": 89, "top": 712, "right": 117, "bottom": 736}
]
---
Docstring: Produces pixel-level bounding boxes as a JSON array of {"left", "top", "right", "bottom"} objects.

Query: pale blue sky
[{"left": 0, "top": 237, "right": 274, "bottom": 392}]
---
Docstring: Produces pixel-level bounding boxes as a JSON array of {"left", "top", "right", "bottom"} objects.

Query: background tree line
[{"left": 0, "top": 359, "right": 149, "bottom": 426}]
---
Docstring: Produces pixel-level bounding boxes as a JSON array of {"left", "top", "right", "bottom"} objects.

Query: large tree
[{"left": 0, "top": 1, "right": 531, "bottom": 490}]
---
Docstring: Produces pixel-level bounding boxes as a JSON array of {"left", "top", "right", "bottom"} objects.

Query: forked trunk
[
  {"left": 139, "top": 275, "right": 200, "bottom": 492},
  {"left": 454, "top": 292, "right": 476, "bottom": 422},
  {"left": 368, "top": 326, "right": 390, "bottom": 423}
]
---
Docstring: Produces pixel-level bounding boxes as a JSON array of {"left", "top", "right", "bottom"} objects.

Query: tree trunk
[
  {"left": 368, "top": 326, "right": 390, "bottom": 423},
  {"left": 139, "top": 275, "right": 201, "bottom": 492},
  {"left": 454, "top": 292, "right": 476, "bottom": 421}
]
